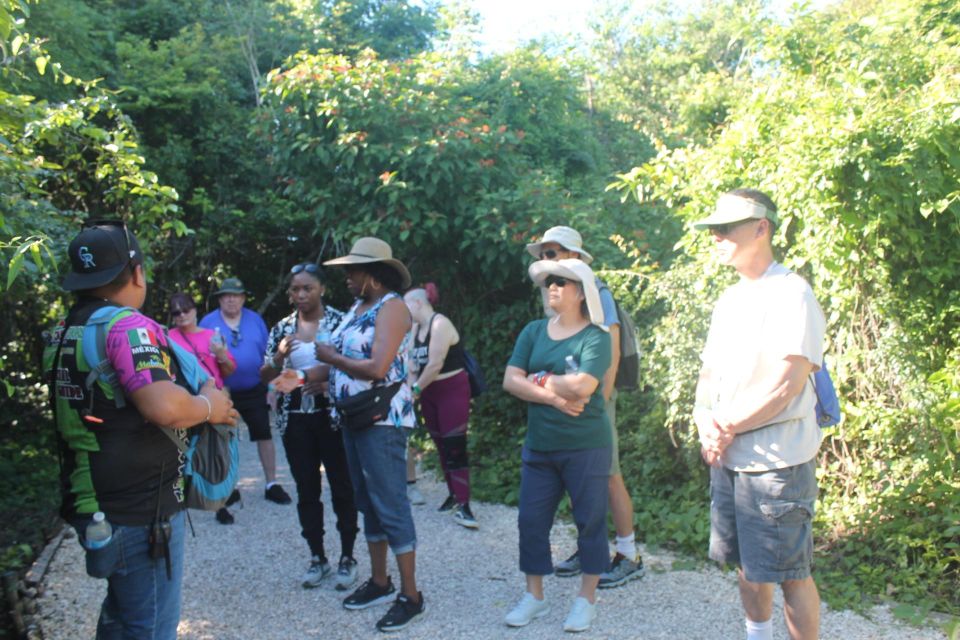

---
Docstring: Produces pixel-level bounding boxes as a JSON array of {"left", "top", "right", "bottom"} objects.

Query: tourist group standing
[{"left": 46, "top": 186, "right": 825, "bottom": 639}]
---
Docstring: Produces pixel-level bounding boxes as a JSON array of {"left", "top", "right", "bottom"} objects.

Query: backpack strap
[
  {"left": 157, "top": 421, "right": 190, "bottom": 453},
  {"left": 81, "top": 305, "right": 136, "bottom": 410},
  {"left": 155, "top": 327, "right": 198, "bottom": 453}
]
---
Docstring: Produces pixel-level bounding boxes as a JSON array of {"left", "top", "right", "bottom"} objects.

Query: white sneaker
[
  {"left": 334, "top": 555, "right": 359, "bottom": 591},
  {"left": 407, "top": 484, "right": 426, "bottom": 505},
  {"left": 505, "top": 592, "right": 549, "bottom": 627},
  {"left": 301, "top": 556, "right": 332, "bottom": 588},
  {"left": 562, "top": 597, "right": 596, "bottom": 632}
]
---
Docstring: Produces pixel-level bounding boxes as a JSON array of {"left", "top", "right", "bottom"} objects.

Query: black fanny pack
[{"left": 334, "top": 382, "right": 402, "bottom": 431}]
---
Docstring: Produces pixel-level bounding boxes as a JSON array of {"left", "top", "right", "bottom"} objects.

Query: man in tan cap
[
  {"left": 525, "top": 226, "right": 643, "bottom": 588},
  {"left": 693, "top": 188, "right": 824, "bottom": 640}
]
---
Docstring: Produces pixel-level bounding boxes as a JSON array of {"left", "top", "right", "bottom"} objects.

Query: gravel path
[{"left": 37, "top": 437, "right": 947, "bottom": 639}]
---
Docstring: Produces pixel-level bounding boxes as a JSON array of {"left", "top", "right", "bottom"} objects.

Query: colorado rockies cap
[{"left": 62, "top": 220, "right": 143, "bottom": 292}]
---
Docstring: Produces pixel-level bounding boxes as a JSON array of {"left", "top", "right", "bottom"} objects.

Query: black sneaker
[
  {"left": 264, "top": 484, "right": 292, "bottom": 505},
  {"left": 453, "top": 503, "right": 478, "bottom": 529},
  {"left": 437, "top": 495, "right": 457, "bottom": 512},
  {"left": 343, "top": 577, "right": 396, "bottom": 610},
  {"left": 376, "top": 592, "right": 425, "bottom": 632},
  {"left": 215, "top": 507, "right": 234, "bottom": 525},
  {"left": 225, "top": 488, "right": 242, "bottom": 507}
]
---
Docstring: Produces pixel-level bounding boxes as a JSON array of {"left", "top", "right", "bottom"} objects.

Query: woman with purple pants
[{"left": 404, "top": 283, "right": 477, "bottom": 529}]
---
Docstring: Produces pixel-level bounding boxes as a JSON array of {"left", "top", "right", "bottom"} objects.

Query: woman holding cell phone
[{"left": 259, "top": 262, "right": 360, "bottom": 592}]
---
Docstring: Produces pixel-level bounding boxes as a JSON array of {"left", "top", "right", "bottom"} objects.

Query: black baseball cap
[{"left": 62, "top": 220, "right": 143, "bottom": 292}]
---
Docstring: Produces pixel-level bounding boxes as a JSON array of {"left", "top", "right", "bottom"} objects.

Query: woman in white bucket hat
[{"left": 501, "top": 258, "right": 612, "bottom": 633}]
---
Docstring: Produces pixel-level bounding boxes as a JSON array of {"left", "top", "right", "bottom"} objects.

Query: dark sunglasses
[
  {"left": 290, "top": 263, "right": 321, "bottom": 275},
  {"left": 544, "top": 275, "right": 574, "bottom": 288},
  {"left": 170, "top": 308, "right": 193, "bottom": 318},
  {"left": 539, "top": 249, "right": 559, "bottom": 260},
  {"left": 230, "top": 327, "right": 241, "bottom": 347},
  {"left": 708, "top": 218, "right": 759, "bottom": 236}
]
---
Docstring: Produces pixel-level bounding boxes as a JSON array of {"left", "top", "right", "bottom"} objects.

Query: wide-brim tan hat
[
  {"left": 525, "top": 226, "right": 594, "bottom": 264},
  {"left": 323, "top": 237, "right": 412, "bottom": 290},
  {"left": 528, "top": 258, "right": 607, "bottom": 330},
  {"left": 692, "top": 193, "right": 780, "bottom": 229}
]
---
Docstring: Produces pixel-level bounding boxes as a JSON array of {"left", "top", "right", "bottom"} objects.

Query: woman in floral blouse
[{"left": 317, "top": 238, "right": 423, "bottom": 633}]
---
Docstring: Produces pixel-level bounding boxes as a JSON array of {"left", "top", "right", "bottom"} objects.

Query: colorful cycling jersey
[{"left": 44, "top": 298, "right": 187, "bottom": 526}]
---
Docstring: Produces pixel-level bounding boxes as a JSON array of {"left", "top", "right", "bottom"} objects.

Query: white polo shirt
[{"left": 701, "top": 262, "right": 826, "bottom": 471}]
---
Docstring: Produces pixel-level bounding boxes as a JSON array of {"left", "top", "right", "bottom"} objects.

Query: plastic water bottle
[
  {"left": 211, "top": 327, "right": 225, "bottom": 347},
  {"left": 316, "top": 329, "right": 331, "bottom": 345},
  {"left": 300, "top": 390, "right": 315, "bottom": 413},
  {"left": 564, "top": 355, "right": 579, "bottom": 374},
  {"left": 85, "top": 511, "right": 112, "bottom": 549}
]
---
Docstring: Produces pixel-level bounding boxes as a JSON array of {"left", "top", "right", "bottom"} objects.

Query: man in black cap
[
  {"left": 44, "top": 220, "right": 238, "bottom": 639},
  {"left": 200, "top": 277, "right": 291, "bottom": 505}
]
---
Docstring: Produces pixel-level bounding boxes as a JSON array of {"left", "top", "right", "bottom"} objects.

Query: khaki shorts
[{"left": 605, "top": 391, "right": 620, "bottom": 476}]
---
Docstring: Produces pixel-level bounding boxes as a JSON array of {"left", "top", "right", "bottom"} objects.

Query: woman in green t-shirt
[{"left": 502, "top": 258, "right": 612, "bottom": 633}]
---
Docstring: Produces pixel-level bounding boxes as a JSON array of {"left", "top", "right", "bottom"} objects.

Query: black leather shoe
[{"left": 265, "top": 484, "right": 292, "bottom": 505}]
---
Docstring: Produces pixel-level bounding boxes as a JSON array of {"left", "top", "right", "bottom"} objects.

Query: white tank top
[{"left": 287, "top": 340, "right": 319, "bottom": 370}]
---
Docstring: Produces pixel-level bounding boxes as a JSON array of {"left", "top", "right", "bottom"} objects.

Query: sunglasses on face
[
  {"left": 708, "top": 218, "right": 759, "bottom": 236},
  {"left": 544, "top": 275, "right": 574, "bottom": 288},
  {"left": 230, "top": 327, "right": 241, "bottom": 347},
  {"left": 170, "top": 308, "right": 193, "bottom": 318},
  {"left": 539, "top": 249, "right": 559, "bottom": 260},
  {"left": 290, "top": 263, "right": 321, "bottom": 275}
]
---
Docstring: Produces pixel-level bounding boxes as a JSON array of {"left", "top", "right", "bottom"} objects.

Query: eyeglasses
[
  {"left": 230, "top": 327, "right": 241, "bottom": 347},
  {"left": 708, "top": 218, "right": 759, "bottom": 236},
  {"left": 539, "top": 249, "right": 558, "bottom": 260},
  {"left": 170, "top": 308, "right": 193, "bottom": 317},
  {"left": 544, "top": 275, "right": 574, "bottom": 288},
  {"left": 290, "top": 263, "right": 321, "bottom": 275}
]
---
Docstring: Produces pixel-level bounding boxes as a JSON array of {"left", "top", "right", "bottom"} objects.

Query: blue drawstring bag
[{"left": 811, "top": 359, "right": 841, "bottom": 427}]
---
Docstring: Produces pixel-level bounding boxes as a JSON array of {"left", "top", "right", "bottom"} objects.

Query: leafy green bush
[{"left": 609, "top": 0, "right": 960, "bottom": 615}]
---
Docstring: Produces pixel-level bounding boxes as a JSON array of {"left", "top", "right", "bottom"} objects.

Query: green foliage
[
  {"left": 589, "top": 0, "right": 772, "bottom": 145},
  {"left": 608, "top": 0, "right": 960, "bottom": 616}
]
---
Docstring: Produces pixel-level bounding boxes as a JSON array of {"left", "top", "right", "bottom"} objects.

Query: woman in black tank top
[{"left": 403, "top": 284, "right": 477, "bottom": 529}]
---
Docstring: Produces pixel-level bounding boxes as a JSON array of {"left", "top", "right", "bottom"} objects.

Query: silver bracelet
[{"left": 198, "top": 394, "right": 212, "bottom": 423}]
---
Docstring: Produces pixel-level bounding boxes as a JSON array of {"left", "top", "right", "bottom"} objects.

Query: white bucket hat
[
  {"left": 525, "top": 226, "right": 594, "bottom": 264},
  {"left": 528, "top": 258, "right": 607, "bottom": 330}
]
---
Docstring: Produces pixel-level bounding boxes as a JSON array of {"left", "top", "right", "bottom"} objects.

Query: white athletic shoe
[
  {"left": 562, "top": 597, "right": 597, "bottom": 632},
  {"left": 301, "top": 556, "right": 332, "bottom": 588},
  {"left": 505, "top": 592, "right": 549, "bottom": 627}
]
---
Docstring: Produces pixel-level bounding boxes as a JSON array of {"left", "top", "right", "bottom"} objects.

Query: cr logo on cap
[{"left": 78, "top": 246, "right": 96, "bottom": 269}]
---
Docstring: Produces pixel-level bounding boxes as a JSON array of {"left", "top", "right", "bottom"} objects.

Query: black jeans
[{"left": 281, "top": 410, "right": 358, "bottom": 561}]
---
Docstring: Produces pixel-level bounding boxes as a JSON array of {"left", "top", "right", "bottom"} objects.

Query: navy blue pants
[{"left": 518, "top": 445, "right": 611, "bottom": 575}]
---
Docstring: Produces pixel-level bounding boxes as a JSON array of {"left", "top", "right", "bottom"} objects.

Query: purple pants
[{"left": 419, "top": 370, "right": 471, "bottom": 504}]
